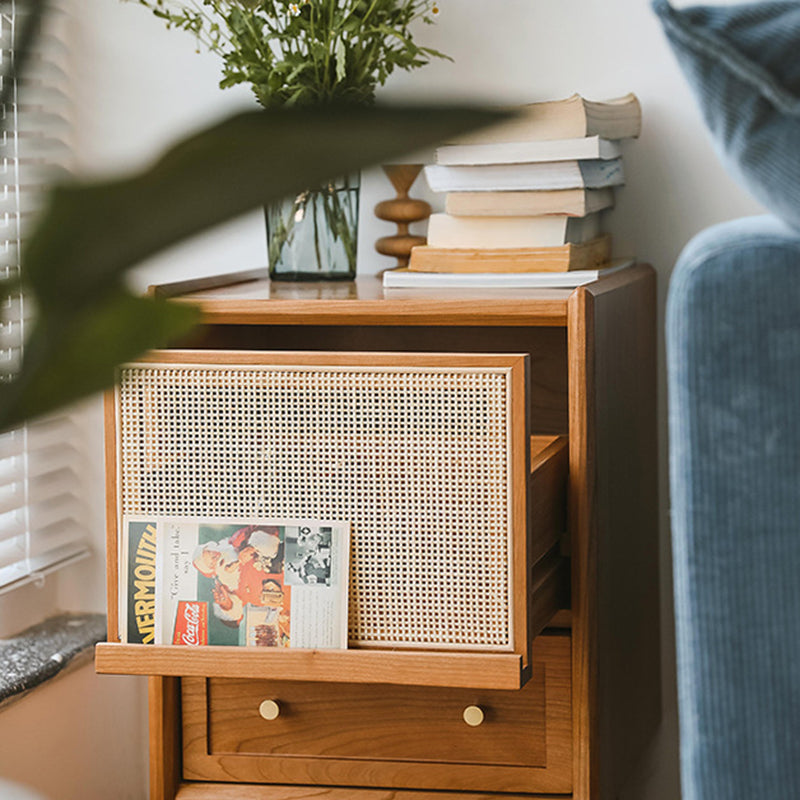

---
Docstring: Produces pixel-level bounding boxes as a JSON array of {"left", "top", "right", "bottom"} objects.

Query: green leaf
[
  {"left": 23, "top": 105, "right": 508, "bottom": 312},
  {"left": 6, "top": 104, "right": 508, "bottom": 432},
  {"left": 0, "top": 292, "right": 201, "bottom": 431}
]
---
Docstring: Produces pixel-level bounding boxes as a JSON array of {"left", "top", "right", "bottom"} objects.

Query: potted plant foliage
[{"left": 133, "top": 0, "right": 449, "bottom": 280}]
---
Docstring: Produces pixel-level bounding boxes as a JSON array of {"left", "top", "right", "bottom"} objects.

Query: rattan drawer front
[
  {"left": 182, "top": 634, "right": 571, "bottom": 794},
  {"left": 113, "top": 351, "right": 530, "bottom": 654}
]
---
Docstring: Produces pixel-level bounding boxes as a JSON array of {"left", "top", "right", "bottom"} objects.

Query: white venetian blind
[{"left": 0, "top": 0, "right": 89, "bottom": 594}]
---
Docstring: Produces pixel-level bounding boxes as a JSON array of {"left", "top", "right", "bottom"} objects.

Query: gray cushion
[{"left": 652, "top": 0, "right": 800, "bottom": 230}]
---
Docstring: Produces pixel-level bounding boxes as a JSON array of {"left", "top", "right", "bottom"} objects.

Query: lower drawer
[{"left": 182, "top": 633, "right": 571, "bottom": 794}]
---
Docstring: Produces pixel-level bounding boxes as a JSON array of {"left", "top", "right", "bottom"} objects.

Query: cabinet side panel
[
  {"left": 567, "top": 286, "right": 598, "bottom": 800},
  {"left": 588, "top": 266, "right": 661, "bottom": 798},
  {"left": 150, "top": 675, "right": 182, "bottom": 800}
]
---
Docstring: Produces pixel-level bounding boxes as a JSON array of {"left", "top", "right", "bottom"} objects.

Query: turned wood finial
[{"left": 374, "top": 164, "right": 431, "bottom": 268}]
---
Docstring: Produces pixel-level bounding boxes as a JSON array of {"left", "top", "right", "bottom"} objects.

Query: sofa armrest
[{"left": 667, "top": 214, "right": 800, "bottom": 799}]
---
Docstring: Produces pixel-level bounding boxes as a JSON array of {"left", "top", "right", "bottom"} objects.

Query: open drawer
[{"left": 96, "top": 350, "right": 568, "bottom": 689}]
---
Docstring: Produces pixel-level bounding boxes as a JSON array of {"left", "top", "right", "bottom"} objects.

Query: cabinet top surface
[{"left": 158, "top": 267, "right": 646, "bottom": 327}]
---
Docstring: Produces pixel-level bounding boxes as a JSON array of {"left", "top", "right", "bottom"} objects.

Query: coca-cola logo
[{"left": 173, "top": 600, "right": 208, "bottom": 646}]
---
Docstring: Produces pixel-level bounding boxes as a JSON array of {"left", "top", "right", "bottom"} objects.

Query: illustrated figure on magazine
[
  {"left": 297, "top": 552, "right": 330, "bottom": 584},
  {"left": 191, "top": 525, "right": 286, "bottom": 624},
  {"left": 212, "top": 573, "right": 292, "bottom": 632},
  {"left": 192, "top": 525, "right": 283, "bottom": 579},
  {"left": 191, "top": 539, "right": 228, "bottom": 578},
  {"left": 286, "top": 529, "right": 332, "bottom": 585},
  {"left": 210, "top": 547, "right": 250, "bottom": 625},
  {"left": 229, "top": 525, "right": 285, "bottom": 574},
  {"left": 207, "top": 537, "right": 290, "bottom": 626},
  {"left": 259, "top": 578, "right": 291, "bottom": 644}
]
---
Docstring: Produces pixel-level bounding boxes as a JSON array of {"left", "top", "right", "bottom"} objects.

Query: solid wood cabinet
[{"left": 96, "top": 267, "right": 659, "bottom": 800}]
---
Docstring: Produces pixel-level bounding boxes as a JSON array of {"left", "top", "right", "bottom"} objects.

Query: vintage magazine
[{"left": 119, "top": 517, "right": 350, "bottom": 648}]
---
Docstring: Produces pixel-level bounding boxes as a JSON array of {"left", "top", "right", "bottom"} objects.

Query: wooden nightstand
[{"left": 96, "top": 266, "right": 659, "bottom": 800}]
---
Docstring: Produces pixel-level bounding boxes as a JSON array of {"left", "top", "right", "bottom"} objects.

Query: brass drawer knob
[
  {"left": 259, "top": 699, "right": 281, "bottom": 721},
  {"left": 462, "top": 705, "right": 485, "bottom": 727}
]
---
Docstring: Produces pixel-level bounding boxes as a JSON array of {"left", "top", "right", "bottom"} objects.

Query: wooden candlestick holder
[{"left": 374, "top": 164, "right": 431, "bottom": 268}]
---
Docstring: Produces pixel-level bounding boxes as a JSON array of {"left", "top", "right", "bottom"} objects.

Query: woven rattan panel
[{"left": 117, "top": 360, "right": 514, "bottom": 649}]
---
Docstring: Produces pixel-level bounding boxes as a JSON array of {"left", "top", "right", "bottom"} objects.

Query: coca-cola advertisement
[
  {"left": 120, "top": 517, "right": 350, "bottom": 648},
  {"left": 172, "top": 601, "right": 209, "bottom": 646}
]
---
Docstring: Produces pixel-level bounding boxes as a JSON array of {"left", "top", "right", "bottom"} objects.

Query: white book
[
  {"left": 426, "top": 212, "right": 601, "bottom": 248},
  {"left": 382, "top": 260, "right": 634, "bottom": 290},
  {"left": 445, "top": 187, "right": 615, "bottom": 218},
  {"left": 435, "top": 135, "right": 622, "bottom": 166},
  {"left": 424, "top": 158, "right": 625, "bottom": 193},
  {"left": 451, "top": 93, "right": 641, "bottom": 145}
]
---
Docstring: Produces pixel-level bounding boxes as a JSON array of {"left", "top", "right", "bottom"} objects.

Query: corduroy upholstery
[
  {"left": 653, "top": 0, "right": 800, "bottom": 232},
  {"left": 666, "top": 214, "right": 800, "bottom": 800}
]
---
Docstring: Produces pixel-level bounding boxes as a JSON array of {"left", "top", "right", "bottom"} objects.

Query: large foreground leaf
[
  {"left": 0, "top": 295, "right": 201, "bottom": 429},
  {"left": 25, "top": 105, "right": 507, "bottom": 309},
  {"left": 0, "top": 104, "right": 508, "bottom": 431}
]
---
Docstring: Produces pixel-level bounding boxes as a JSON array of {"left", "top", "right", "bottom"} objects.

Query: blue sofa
[{"left": 666, "top": 213, "right": 800, "bottom": 799}]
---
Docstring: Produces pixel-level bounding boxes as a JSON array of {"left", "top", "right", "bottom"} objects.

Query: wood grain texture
[
  {"left": 162, "top": 274, "right": 573, "bottom": 327},
  {"left": 205, "top": 678, "right": 548, "bottom": 764},
  {"left": 567, "top": 280, "right": 599, "bottom": 800},
  {"left": 150, "top": 676, "right": 182, "bottom": 800},
  {"left": 529, "top": 436, "right": 569, "bottom": 565},
  {"left": 529, "top": 551, "right": 570, "bottom": 641},
  {"left": 584, "top": 265, "right": 661, "bottom": 799},
  {"left": 512, "top": 352, "right": 532, "bottom": 670},
  {"left": 174, "top": 783, "right": 568, "bottom": 800},
  {"left": 104, "top": 391, "right": 120, "bottom": 642},
  {"left": 567, "top": 264, "right": 660, "bottom": 800},
  {"left": 132, "top": 348, "right": 530, "bottom": 371},
  {"left": 181, "top": 634, "right": 571, "bottom": 794},
  {"left": 96, "top": 644, "right": 526, "bottom": 690}
]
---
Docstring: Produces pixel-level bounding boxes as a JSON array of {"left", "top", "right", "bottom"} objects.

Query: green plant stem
[
  {"left": 306, "top": 1, "right": 322, "bottom": 93},
  {"left": 238, "top": 11, "right": 273, "bottom": 69},
  {"left": 322, "top": 0, "right": 335, "bottom": 97}
]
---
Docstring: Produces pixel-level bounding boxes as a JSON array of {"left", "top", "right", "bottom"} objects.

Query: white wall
[
  {"left": 68, "top": 0, "right": 764, "bottom": 290},
  {"left": 4, "top": 0, "right": 768, "bottom": 798},
  {"left": 0, "top": 666, "right": 147, "bottom": 800}
]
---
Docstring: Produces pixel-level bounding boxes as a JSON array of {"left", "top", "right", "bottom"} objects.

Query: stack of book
[{"left": 383, "top": 93, "right": 641, "bottom": 289}]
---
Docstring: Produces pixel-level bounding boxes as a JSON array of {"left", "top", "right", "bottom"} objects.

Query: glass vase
[{"left": 266, "top": 174, "right": 359, "bottom": 281}]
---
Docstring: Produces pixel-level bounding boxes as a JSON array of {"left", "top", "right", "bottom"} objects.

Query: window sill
[{"left": 0, "top": 612, "right": 106, "bottom": 710}]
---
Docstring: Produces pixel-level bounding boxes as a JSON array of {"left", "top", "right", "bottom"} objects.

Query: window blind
[{"left": 0, "top": 0, "right": 90, "bottom": 594}]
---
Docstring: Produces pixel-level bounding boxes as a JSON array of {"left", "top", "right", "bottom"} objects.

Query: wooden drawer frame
[
  {"left": 181, "top": 634, "right": 572, "bottom": 794},
  {"left": 97, "top": 348, "right": 569, "bottom": 689}
]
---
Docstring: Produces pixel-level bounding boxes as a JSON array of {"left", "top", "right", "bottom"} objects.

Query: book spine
[
  {"left": 427, "top": 213, "right": 569, "bottom": 248},
  {"left": 407, "top": 235, "right": 611, "bottom": 273},
  {"left": 434, "top": 137, "right": 621, "bottom": 166}
]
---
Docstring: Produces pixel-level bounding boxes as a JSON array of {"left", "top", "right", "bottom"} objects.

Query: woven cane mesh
[{"left": 117, "top": 362, "right": 513, "bottom": 649}]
